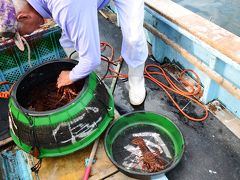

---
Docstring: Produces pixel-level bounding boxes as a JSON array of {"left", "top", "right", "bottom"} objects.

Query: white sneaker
[{"left": 128, "top": 64, "right": 146, "bottom": 105}]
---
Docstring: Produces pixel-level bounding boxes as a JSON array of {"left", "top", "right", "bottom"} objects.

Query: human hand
[{"left": 57, "top": 71, "right": 73, "bottom": 88}]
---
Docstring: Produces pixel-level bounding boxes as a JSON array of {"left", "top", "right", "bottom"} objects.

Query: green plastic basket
[
  {"left": 9, "top": 60, "right": 115, "bottom": 158},
  {"left": 0, "top": 26, "right": 66, "bottom": 92}
]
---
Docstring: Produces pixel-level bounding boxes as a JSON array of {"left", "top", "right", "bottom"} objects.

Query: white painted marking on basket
[
  {"left": 9, "top": 111, "right": 17, "bottom": 136},
  {"left": 52, "top": 108, "right": 102, "bottom": 144},
  {"left": 85, "top": 107, "right": 99, "bottom": 113},
  {"left": 8, "top": 115, "right": 14, "bottom": 134}
]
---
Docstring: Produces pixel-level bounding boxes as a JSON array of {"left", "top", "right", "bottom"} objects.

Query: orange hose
[
  {"left": 0, "top": 81, "right": 14, "bottom": 99},
  {"left": 144, "top": 64, "right": 208, "bottom": 121},
  {"left": 100, "top": 42, "right": 208, "bottom": 122}
]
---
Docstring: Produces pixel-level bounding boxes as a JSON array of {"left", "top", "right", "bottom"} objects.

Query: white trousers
[
  {"left": 113, "top": 0, "right": 148, "bottom": 67},
  {"left": 63, "top": 0, "right": 148, "bottom": 68}
]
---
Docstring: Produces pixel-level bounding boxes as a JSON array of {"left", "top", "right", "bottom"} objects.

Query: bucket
[
  {"left": 9, "top": 60, "right": 114, "bottom": 158},
  {"left": 104, "top": 111, "right": 184, "bottom": 179}
]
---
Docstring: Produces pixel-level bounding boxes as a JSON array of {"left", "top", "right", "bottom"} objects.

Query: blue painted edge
[
  {"left": 143, "top": 5, "right": 240, "bottom": 118},
  {"left": 0, "top": 149, "right": 32, "bottom": 180}
]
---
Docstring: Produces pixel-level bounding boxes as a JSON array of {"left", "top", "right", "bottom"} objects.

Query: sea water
[{"left": 172, "top": 0, "right": 240, "bottom": 37}]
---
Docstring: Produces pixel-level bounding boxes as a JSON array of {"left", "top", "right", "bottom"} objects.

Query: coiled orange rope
[
  {"left": 100, "top": 42, "right": 208, "bottom": 122},
  {"left": 144, "top": 64, "right": 208, "bottom": 121},
  {"left": 0, "top": 81, "right": 14, "bottom": 99}
]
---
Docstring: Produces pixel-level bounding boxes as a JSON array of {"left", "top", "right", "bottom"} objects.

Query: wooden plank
[
  {"left": 89, "top": 166, "right": 118, "bottom": 180},
  {"left": 89, "top": 138, "right": 118, "bottom": 180},
  {"left": 36, "top": 145, "right": 91, "bottom": 180},
  {"left": 105, "top": 172, "right": 138, "bottom": 180},
  {"left": 36, "top": 139, "right": 117, "bottom": 180},
  {"left": 0, "top": 137, "right": 12, "bottom": 147}
]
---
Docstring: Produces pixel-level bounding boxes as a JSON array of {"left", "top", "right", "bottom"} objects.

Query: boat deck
[
  {"left": 34, "top": 14, "right": 240, "bottom": 180},
  {"left": 1, "top": 14, "right": 240, "bottom": 180}
]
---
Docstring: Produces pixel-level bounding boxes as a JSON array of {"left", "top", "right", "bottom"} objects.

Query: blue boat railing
[{"left": 108, "top": 0, "right": 240, "bottom": 118}]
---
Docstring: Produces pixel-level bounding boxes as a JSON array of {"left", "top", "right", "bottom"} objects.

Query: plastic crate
[{"left": 0, "top": 26, "right": 67, "bottom": 92}]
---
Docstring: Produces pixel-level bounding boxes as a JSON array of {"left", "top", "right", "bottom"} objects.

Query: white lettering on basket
[{"left": 52, "top": 107, "right": 101, "bottom": 144}]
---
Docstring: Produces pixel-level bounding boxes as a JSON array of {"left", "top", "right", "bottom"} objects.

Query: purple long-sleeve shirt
[{"left": 27, "top": 0, "right": 110, "bottom": 81}]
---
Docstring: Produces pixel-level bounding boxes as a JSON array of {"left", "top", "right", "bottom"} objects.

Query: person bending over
[{"left": 0, "top": 0, "right": 148, "bottom": 105}]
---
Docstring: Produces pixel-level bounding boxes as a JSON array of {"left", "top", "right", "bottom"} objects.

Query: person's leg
[{"left": 113, "top": 0, "right": 148, "bottom": 105}]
